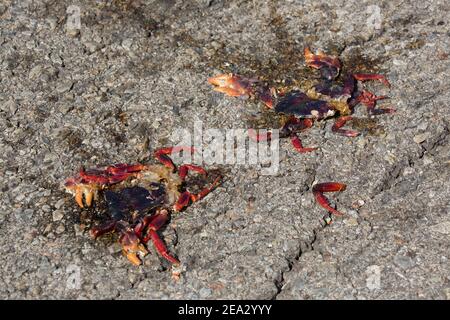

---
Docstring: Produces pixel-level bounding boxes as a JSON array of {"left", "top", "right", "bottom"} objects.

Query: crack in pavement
[
  {"left": 270, "top": 122, "right": 449, "bottom": 299},
  {"left": 270, "top": 224, "right": 327, "bottom": 300},
  {"left": 372, "top": 123, "right": 449, "bottom": 198}
]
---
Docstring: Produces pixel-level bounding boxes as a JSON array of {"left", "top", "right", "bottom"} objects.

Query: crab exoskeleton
[
  {"left": 64, "top": 147, "right": 221, "bottom": 267},
  {"left": 208, "top": 48, "right": 392, "bottom": 217},
  {"left": 208, "top": 47, "right": 394, "bottom": 151}
]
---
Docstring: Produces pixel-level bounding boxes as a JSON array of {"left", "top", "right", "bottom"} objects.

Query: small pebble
[
  {"left": 347, "top": 210, "right": 359, "bottom": 218},
  {"left": 56, "top": 224, "right": 65, "bottom": 234},
  {"left": 344, "top": 217, "right": 359, "bottom": 226},
  {"left": 52, "top": 210, "right": 64, "bottom": 222},
  {"left": 108, "top": 243, "right": 122, "bottom": 254},
  {"left": 413, "top": 132, "right": 430, "bottom": 144},
  {"left": 43, "top": 223, "right": 52, "bottom": 234},
  {"left": 199, "top": 287, "right": 212, "bottom": 298},
  {"left": 394, "top": 254, "right": 416, "bottom": 270},
  {"left": 54, "top": 199, "right": 65, "bottom": 209},
  {"left": 74, "top": 224, "right": 85, "bottom": 236}
]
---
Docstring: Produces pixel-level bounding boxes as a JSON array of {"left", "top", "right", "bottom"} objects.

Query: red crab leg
[
  {"left": 356, "top": 90, "right": 396, "bottom": 115},
  {"left": 90, "top": 220, "right": 117, "bottom": 239},
  {"left": 178, "top": 164, "right": 207, "bottom": 180},
  {"left": 312, "top": 182, "right": 347, "bottom": 216},
  {"left": 281, "top": 117, "right": 316, "bottom": 152},
  {"left": 105, "top": 163, "right": 146, "bottom": 175},
  {"left": 78, "top": 168, "right": 109, "bottom": 185},
  {"left": 248, "top": 129, "right": 272, "bottom": 142},
  {"left": 353, "top": 73, "right": 391, "bottom": 88},
  {"left": 147, "top": 230, "right": 180, "bottom": 264},
  {"left": 154, "top": 146, "right": 196, "bottom": 171},
  {"left": 142, "top": 210, "right": 180, "bottom": 265},
  {"left": 290, "top": 134, "right": 317, "bottom": 153},
  {"left": 332, "top": 116, "right": 360, "bottom": 137},
  {"left": 79, "top": 164, "right": 145, "bottom": 185},
  {"left": 174, "top": 175, "right": 222, "bottom": 212}
]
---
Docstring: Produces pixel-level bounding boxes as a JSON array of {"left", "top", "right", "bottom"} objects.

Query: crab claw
[
  {"left": 208, "top": 73, "right": 255, "bottom": 98},
  {"left": 208, "top": 73, "right": 275, "bottom": 108},
  {"left": 312, "top": 182, "right": 347, "bottom": 216},
  {"left": 304, "top": 47, "right": 341, "bottom": 80},
  {"left": 64, "top": 178, "right": 100, "bottom": 208},
  {"left": 64, "top": 164, "right": 146, "bottom": 208},
  {"left": 119, "top": 230, "right": 148, "bottom": 266}
]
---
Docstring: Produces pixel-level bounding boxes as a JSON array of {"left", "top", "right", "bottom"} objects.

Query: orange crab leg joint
[{"left": 312, "top": 182, "right": 347, "bottom": 216}]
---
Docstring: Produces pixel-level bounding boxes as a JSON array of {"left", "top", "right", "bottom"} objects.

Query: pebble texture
[{"left": 0, "top": 0, "right": 448, "bottom": 299}]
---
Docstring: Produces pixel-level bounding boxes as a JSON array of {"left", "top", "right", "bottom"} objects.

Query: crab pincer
[
  {"left": 208, "top": 73, "right": 274, "bottom": 108},
  {"left": 312, "top": 182, "right": 347, "bottom": 217},
  {"left": 208, "top": 73, "right": 255, "bottom": 97},
  {"left": 304, "top": 47, "right": 341, "bottom": 80},
  {"left": 64, "top": 164, "right": 146, "bottom": 208}
]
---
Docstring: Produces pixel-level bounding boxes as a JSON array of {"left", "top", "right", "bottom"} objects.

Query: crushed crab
[{"left": 64, "top": 147, "right": 222, "bottom": 270}]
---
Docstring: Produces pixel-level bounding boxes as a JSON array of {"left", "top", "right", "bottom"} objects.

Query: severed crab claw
[
  {"left": 312, "top": 182, "right": 347, "bottom": 216},
  {"left": 119, "top": 228, "right": 149, "bottom": 266}
]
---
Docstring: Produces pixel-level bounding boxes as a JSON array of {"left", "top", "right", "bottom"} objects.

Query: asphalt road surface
[{"left": 0, "top": 0, "right": 448, "bottom": 299}]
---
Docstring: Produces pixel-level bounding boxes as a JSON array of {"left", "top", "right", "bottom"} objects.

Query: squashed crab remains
[
  {"left": 64, "top": 147, "right": 221, "bottom": 267},
  {"left": 208, "top": 47, "right": 394, "bottom": 151},
  {"left": 208, "top": 47, "right": 395, "bottom": 217}
]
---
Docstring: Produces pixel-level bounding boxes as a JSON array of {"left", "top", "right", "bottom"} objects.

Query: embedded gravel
[{"left": 0, "top": 0, "right": 448, "bottom": 299}]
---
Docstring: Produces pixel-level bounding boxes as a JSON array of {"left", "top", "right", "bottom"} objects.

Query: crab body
[
  {"left": 208, "top": 48, "right": 395, "bottom": 217},
  {"left": 64, "top": 147, "right": 221, "bottom": 266},
  {"left": 208, "top": 47, "right": 394, "bottom": 149}
]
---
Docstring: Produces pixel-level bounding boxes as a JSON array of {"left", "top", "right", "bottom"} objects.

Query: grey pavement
[{"left": 0, "top": 0, "right": 449, "bottom": 299}]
